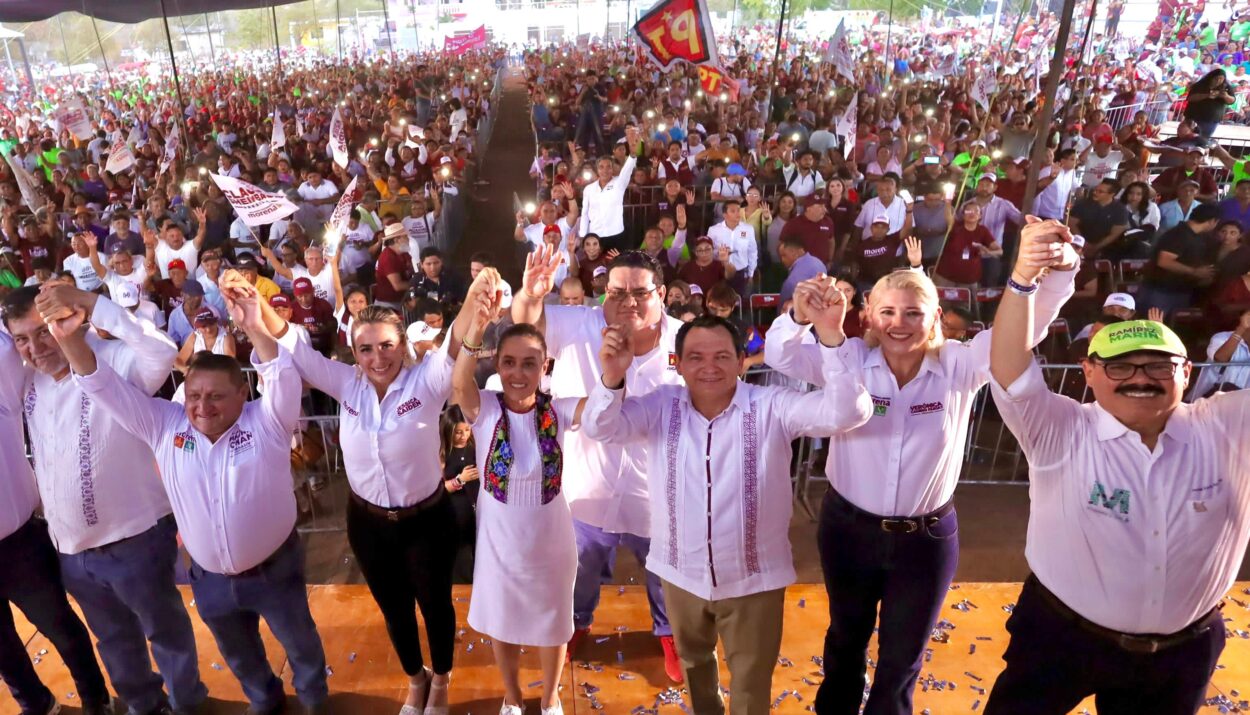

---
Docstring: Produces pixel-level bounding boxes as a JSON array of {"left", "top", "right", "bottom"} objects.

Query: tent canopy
[{"left": 0, "top": 1, "right": 304, "bottom": 24}]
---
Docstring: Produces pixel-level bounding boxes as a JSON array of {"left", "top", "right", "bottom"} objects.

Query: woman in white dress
[{"left": 451, "top": 280, "right": 582, "bottom": 715}]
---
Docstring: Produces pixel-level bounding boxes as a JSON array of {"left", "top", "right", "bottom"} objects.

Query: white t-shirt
[
  {"left": 340, "top": 224, "right": 375, "bottom": 275},
  {"left": 63, "top": 253, "right": 104, "bottom": 291},
  {"left": 154, "top": 241, "right": 199, "bottom": 279},
  {"left": 403, "top": 213, "right": 438, "bottom": 252},
  {"left": 1082, "top": 150, "right": 1123, "bottom": 187},
  {"left": 291, "top": 265, "right": 336, "bottom": 303}
]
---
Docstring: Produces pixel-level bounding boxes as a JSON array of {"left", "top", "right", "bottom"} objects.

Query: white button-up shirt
[
  {"left": 0, "top": 332, "right": 39, "bottom": 541},
  {"left": 581, "top": 350, "right": 872, "bottom": 600},
  {"left": 707, "top": 220, "right": 758, "bottom": 278},
  {"left": 855, "top": 196, "right": 909, "bottom": 235},
  {"left": 763, "top": 268, "right": 1075, "bottom": 517},
  {"left": 969, "top": 195, "right": 1024, "bottom": 243},
  {"left": 545, "top": 306, "right": 685, "bottom": 535},
  {"left": 24, "top": 298, "right": 178, "bottom": 554},
  {"left": 1033, "top": 167, "right": 1077, "bottom": 219},
  {"left": 992, "top": 360, "right": 1250, "bottom": 635},
  {"left": 781, "top": 165, "right": 827, "bottom": 199},
  {"left": 278, "top": 326, "right": 452, "bottom": 508},
  {"left": 76, "top": 348, "right": 300, "bottom": 575},
  {"left": 579, "top": 156, "right": 636, "bottom": 238}
]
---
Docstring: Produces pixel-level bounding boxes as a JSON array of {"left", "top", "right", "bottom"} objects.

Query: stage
[{"left": 4, "top": 584, "right": 1248, "bottom": 714}]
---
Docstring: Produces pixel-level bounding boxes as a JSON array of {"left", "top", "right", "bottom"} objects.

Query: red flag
[
  {"left": 697, "top": 65, "right": 738, "bottom": 101},
  {"left": 444, "top": 25, "right": 487, "bottom": 55},
  {"left": 633, "top": 0, "right": 719, "bottom": 71}
]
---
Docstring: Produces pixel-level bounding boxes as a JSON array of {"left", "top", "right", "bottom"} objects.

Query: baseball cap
[
  {"left": 1103, "top": 292, "right": 1136, "bottom": 311},
  {"left": 269, "top": 294, "right": 291, "bottom": 309},
  {"left": 688, "top": 284, "right": 704, "bottom": 295},
  {"left": 592, "top": 266, "right": 608, "bottom": 278},
  {"left": 871, "top": 214, "right": 890, "bottom": 225},
  {"left": 1088, "top": 320, "right": 1187, "bottom": 360},
  {"left": 193, "top": 308, "right": 218, "bottom": 326},
  {"left": 726, "top": 163, "right": 748, "bottom": 176},
  {"left": 293, "top": 277, "right": 314, "bottom": 295},
  {"left": 111, "top": 281, "right": 140, "bottom": 308},
  {"left": 693, "top": 235, "right": 714, "bottom": 248},
  {"left": 406, "top": 320, "right": 442, "bottom": 343},
  {"left": 977, "top": 172, "right": 998, "bottom": 183},
  {"left": 497, "top": 279, "right": 513, "bottom": 310},
  {"left": 1094, "top": 132, "right": 1115, "bottom": 144},
  {"left": 167, "top": 259, "right": 188, "bottom": 273},
  {"left": 543, "top": 223, "right": 562, "bottom": 237},
  {"left": 236, "top": 253, "right": 260, "bottom": 271},
  {"left": 182, "top": 280, "right": 205, "bottom": 297},
  {"left": 108, "top": 243, "right": 131, "bottom": 256},
  {"left": 803, "top": 194, "right": 824, "bottom": 207},
  {"left": 1070, "top": 234, "right": 1087, "bottom": 248}
]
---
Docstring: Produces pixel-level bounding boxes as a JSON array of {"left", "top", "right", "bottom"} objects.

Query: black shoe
[
  {"left": 244, "top": 701, "right": 287, "bottom": 715},
  {"left": 82, "top": 696, "right": 116, "bottom": 715},
  {"left": 304, "top": 704, "right": 331, "bottom": 715}
]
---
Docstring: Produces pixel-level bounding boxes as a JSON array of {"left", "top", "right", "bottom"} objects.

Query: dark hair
[
  {"left": 1057, "top": 148, "right": 1078, "bottom": 161},
  {"left": 675, "top": 315, "right": 745, "bottom": 358},
  {"left": 439, "top": 404, "right": 474, "bottom": 463},
  {"left": 419, "top": 246, "right": 444, "bottom": 262},
  {"left": 668, "top": 302, "right": 702, "bottom": 319},
  {"left": 1, "top": 285, "right": 39, "bottom": 328},
  {"left": 879, "top": 172, "right": 901, "bottom": 187},
  {"left": 779, "top": 236, "right": 807, "bottom": 252},
  {"left": 469, "top": 251, "right": 494, "bottom": 267},
  {"left": 1189, "top": 202, "right": 1222, "bottom": 224},
  {"left": 1121, "top": 181, "right": 1152, "bottom": 214},
  {"left": 185, "top": 351, "right": 247, "bottom": 388},
  {"left": 706, "top": 282, "right": 739, "bottom": 308},
  {"left": 721, "top": 199, "right": 743, "bottom": 210},
  {"left": 946, "top": 306, "right": 975, "bottom": 325},
  {"left": 497, "top": 322, "right": 547, "bottom": 356},
  {"left": 1098, "top": 178, "right": 1120, "bottom": 193},
  {"left": 608, "top": 250, "right": 663, "bottom": 285}
]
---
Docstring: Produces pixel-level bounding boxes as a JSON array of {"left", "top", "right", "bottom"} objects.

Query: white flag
[
  {"left": 329, "top": 107, "right": 349, "bottom": 169},
  {"left": 971, "top": 71, "right": 998, "bottom": 111},
  {"left": 824, "top": 20, "right": 856, "bottom": 83},
  {"left": 295, "top": 112, "right": 305, "bottom": 141},
  {"left": 271, "top": 108, "right": 286, "bottom": 150},
  {"left": 325, "top": 175, "right": 362, "bottom": 256},
  {"left": 209, "top": 173, "right": 298, "bottom": 227},
  {"left": 126, "top": 125, "right": 142, "bottom": 147},
  {"left": 2, "top": 150, "right": 40, "bottom": 211},
  {"left": 160, "top": 121, "right": 180, "bottom": 175},
  {"left": 53, "top": 98, "right": 93, "bottom": 141},
  {"left": 105, "top": 137, "right": 135, "bottom": 175},
  {"left": 836, "top": 92, "right": 858, "bottom": 159}
]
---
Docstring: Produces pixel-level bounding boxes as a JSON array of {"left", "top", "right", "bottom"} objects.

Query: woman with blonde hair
[
  {"left": 764, "top": 219, "right": 1080, "bottom": 715},
  {"left": 225, "top": 268, "right": 492, "bottom": 715}
]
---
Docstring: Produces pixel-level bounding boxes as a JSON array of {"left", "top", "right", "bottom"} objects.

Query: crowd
[{"left": 3, "top": 2, "right": 1250, "bottom": 715}]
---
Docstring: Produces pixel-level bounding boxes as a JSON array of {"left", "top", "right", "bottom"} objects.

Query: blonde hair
[{"left": 862, "top": 270, "right": 945, "bottom": 352}]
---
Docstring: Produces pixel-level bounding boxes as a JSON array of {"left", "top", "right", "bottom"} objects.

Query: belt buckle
[
  {"left": 386, "top": 509, "right": 400, "bottom": 522},
  {"left": 1117, "top": 633, "right": 1160, "bottom": 654},
  {"left": 881, "top": 518, "right": 918, "bottom": 534}
]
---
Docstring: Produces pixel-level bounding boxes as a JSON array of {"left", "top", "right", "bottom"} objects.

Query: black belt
[
  {"left": 827, "top": 489, "right": 955, "bottom": 534},
  {"left": 1030, "top": 575, "right": 1222, "bottom": 655},
  {"left": 351, "top": 487, "right": 445, "bottom": 523}
]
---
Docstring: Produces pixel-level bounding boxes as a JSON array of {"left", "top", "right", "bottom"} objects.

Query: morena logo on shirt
[
  {"left": 871, "top": 395, "right": 891, "bottom": 416},
  {"left": 396, "top": 397, "right": 423, "bottom": 417},
  {"left": 174, "top": 431, "right": 197, "bottom": 453},
  {"left": 1087, "top": 480, "right": 1131, "bottom": 521},
  {"left": 342, "top": 403, "right": 359, "bottom": 417},
  {"left": 667, "top": 352, "right": 678, "bottom": 368}
]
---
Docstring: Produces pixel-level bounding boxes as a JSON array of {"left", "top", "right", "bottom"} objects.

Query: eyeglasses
[
  {"left": 1095, "top": 360, "right": 1182, "bottom": 381},
  {"left": 605, "top": 286, "right": 658, "bottom": 304}
]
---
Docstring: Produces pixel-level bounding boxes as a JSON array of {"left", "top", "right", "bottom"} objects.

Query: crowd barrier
[{"left": 188, "top": 359, "right": 1248, "bottom": 533}]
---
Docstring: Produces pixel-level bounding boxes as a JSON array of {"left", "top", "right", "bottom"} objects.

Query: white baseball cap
[
  {"left": 406, "top": 321, "right": 442, "bottom": 344},
  {"left": 1070, "top": 234, "right": 1086, "bottom": 248},
  {"left": 1103, "top": 292, "right": 1136, "bottom": 311},
  {"left": 111, "top": 281, "right": 140, "bottom": 309},
  {"left": 497, "top": 279, "right": 513, "bottom": 310}
]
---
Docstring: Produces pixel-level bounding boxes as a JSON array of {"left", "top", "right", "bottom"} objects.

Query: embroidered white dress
[{"left": 467, "top": 393, "right": 579, "bottom": 646}]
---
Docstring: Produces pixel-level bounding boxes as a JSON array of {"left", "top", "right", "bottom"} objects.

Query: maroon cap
[
  {"left": 270, "top": 294, "right": 291, "bottom": 308},
  {"left": 292, "top": 277, "right": 314, "bottom": 295}
]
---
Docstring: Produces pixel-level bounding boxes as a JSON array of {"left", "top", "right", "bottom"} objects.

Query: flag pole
[
  {"left": 57, "top": 16, "right": 75, "bottom": 87},
  {"left": 158, "top": 0, "right": 192, "bottom": 157},
  {"left": 1021, "top": 0, "right": 1078, "bottom": 218},
  {"left": 765, "top": 0, "right": 788, "bottom": 122},
  {"left": 336, "top": 0, "right": 344, "bottom": 59},
  {"left": 271, "top": 3, "right": 284, "bottom": 80},
  {"left": 204, "top": 14, "right": 218, "bottom": 71},
  {"left": 380, "top": 0, "right": 396, "bottom": 63},
  {"left": 90, "top": 17, "right": 114, "bottom": 90}
]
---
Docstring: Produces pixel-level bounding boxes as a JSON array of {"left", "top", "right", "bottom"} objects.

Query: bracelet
[
  {"left": 461, "top": 337, "right": 484, "bottom": 351},
  {"left": 1006, "top": 274, "right": 1039, "bottom": 296}
]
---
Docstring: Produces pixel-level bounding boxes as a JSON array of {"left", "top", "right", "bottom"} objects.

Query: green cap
[{"left": 1088, "top": 320, "right": 1188, "bottom": 360}]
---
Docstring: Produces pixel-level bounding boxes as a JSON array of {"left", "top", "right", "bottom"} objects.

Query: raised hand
[
  {"left": 808, "top": 280, "right": 849, "bottom": 346},
  {"left": 218, "top": 268, "right": 256, "bottom": 296},
  {"left": 599, "top": 323, "right": 634, "bottom": 388},
  {"left": 225, "top": 285, "right": 260, "bottom": 328},
  {"left": 468, "top": 283, "right": 499, "bottom": 338},
  {"left": 1014, "top": 215, "right": 1073, "bottom": 283},
  {"left": 35, "top": 283, "right": 90, "bottom": 325},
  {"left": 905, "top": 236, "right": 923, "bottom": 267},
  {"left": 605, "top": 248, "right": 621, "bottom": 261},
  {"left": 684, "top": 188, "right": 695, "bottom": 205},
  {"left": 465, "top": 265, "right": 499, "bottom": 303},
  {"left": 1147, "top": 307, "right": 1165, "bottom": 323},
  {"left": 81, "top": 232, "right": 98, "bottom": 251},
  {"left": 522, "top": 243, "right": 564, "bottom": 299},
  {"left": 44, "top": 304, "right": 88, "bottom": 342},
  {"left": 558, "top": 181, "right": 576, "bottom": 199},
  {"left": 717, "top": 244, "right": 730, "bottom": 263},
  {"left": 790, "top": 275, "right": 830, "bottom": 324}
]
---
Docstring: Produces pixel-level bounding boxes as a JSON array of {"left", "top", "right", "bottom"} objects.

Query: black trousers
[
  {"left": 984, "top": 575, "right": 1224, "bottom": 715},
  {"left": 596, "top": 231, "right": 628, "bottom": 255},
  {"left": 814, "top": 490, "right": 959, "bottom": 715},
  {"left": 346, "top": 492, "right": 459, "bottom": 676},
  {"left": 0, "top": 516, "right": 109, "bottom": 714}
]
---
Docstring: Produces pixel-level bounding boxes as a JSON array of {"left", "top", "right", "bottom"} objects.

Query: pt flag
[
  {"left": 210, "top": 174, "right": 298, "bottom": 227},
  {"left": 697, "top": 65, "right": 738, "bottom": 101},
  {"left": 633, "top": 0, "right": 720, "bottom": 71},
  {"left": 445, "top": 26, "right": 487, "bottom": 55}
]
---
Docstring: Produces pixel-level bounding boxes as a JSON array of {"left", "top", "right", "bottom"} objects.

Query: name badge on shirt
[
  {"left": 228, "top": 430, "right": 255, "bottom": 459},
  {"left": 667, "top": 352, "right": 678, "bottom": 370},
  {"left": 397, "top": 397, "right": 422, "bottom": 417},
  {"left": 174, "top": 431, "right": 197, "bottom": 453},
  {"left": 910, "top": 401, "right": 944, "bottom": 416},
  {"left": 871, "top": 395, "right": 891, "bottom": 416}
]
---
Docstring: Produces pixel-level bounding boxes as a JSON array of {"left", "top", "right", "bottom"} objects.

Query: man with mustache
[{"left": 985, "top": 217, "right": 1250, "bottom": 714}]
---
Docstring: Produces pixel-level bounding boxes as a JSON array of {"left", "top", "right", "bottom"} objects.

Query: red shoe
[
  {"left": 566, "top": 627, "right": 590, "bottom": 661},
  {"left": 659, "top": 635, "right": 684, "bottom": 684}
]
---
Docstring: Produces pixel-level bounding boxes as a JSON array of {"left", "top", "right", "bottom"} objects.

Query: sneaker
[
  {"left": 566, "top": 627, "right": 590, "bottom": 660},
  {"left": 540, "top": 700, "right": 563, "bottom": 715},
  {"left": 659, "top": 635, "right": 684, "bottom": 684},
  {"left": 498, "top": 704, "right": 522, "bottom": 715}
]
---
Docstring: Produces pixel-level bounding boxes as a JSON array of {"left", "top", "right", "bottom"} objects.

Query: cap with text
[{"left": 1088, "top": 320, "right": 1187, "bottom": 360}]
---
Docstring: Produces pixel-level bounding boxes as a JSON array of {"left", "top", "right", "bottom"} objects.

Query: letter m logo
[{"left": 1088, "top": 482, "right": 1131, "bottom": 515}]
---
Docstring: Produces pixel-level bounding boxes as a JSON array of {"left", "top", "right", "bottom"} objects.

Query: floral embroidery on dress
[{"left": 483, "top": 392, "right": 563, "bottom": 505}]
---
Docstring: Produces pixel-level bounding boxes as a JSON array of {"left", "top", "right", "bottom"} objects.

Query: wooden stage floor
[{"left": 5, "top": 584, "right": 1249, "bottom": 714}]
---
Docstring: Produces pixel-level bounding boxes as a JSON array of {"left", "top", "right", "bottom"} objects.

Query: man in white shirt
[
  {"left": 0, "top": 333, "right": 112, "bottom": 715},
  {"left": 1189, "top": 309, "right": 1250, "bottom": 398},
  {"left": 516, "top": 192, "right": 579, "bottom": 252},
  {"left": 296, "top": 169, "right": 340, "bottom": 225},
  {"left": 583, "top": 312, "right": 871, "bottom": 714},
  {"left": 780, "top": 149, "right": 827, "bottom": 199},
  {"left": 263, "top": 244, "right": 336, "bottom": 304},
  {"left": 707, "top": 200, "right": 758, "bottom": 297},
  {"left": 147, "top": 211, "right": 207, "bottom": 280},
  {"left": 1032, "top": 148, "right": 1079, "bottom": 220},
  {"left": 1, "top": 284, "right": 206, "bottom": 715},
  {"left": 51, "top": 281, "right": 330, "bottom": 715},
  {"left": 853, "top": 174, "right": 912, "bottom": 241},
  {"left": 511, "top": 246, "right": 686, "bottom": 683},
  {"left": 579, "top": 126, "right": 641, "bottom": 254},
  {"left": 63, "top": 231, "right": 106, "bottom": 291},
  {"left": 985, "top": 220, "right": 1250, "bottom": 713}
]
